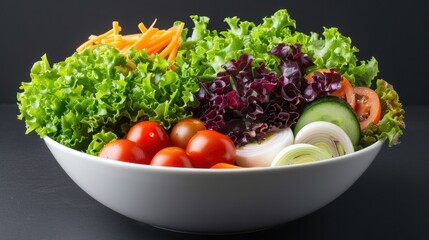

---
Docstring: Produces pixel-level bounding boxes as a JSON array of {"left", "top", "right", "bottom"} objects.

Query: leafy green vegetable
[
  {"left": 376, "top": 79, "right": 405, "bottom": 129},
  {"left": 377, "top": 112, "right": 404, "bottom": 146},
  {"left": 18, "top": 45, "right": 129, "bottom": 151},
  {"left": 17, "top": 9, "right": 402, "bottom": 155},
  {"left": 301, "top": 28, "right": 379, "bottom": 87},
  {"left": 17, "top": 45, "right": 199, "bottom": 154},
  {"left": 360, "top": 79, "right": 405, "bottom": 147},
  {"left": 87, "top": 130, "right": 118, "bottom": 155},
  {"left": 180, "top": 9, "right": 402, "bottom": 147},
  {"left": 176, "top": 10, "right": 296, "bottom": 79},
  {"left": 177, "top": 9, "right": 378, "bottom": 87},
  {"left": 126, "top": 49, "right": 200, "bottom": 129}
]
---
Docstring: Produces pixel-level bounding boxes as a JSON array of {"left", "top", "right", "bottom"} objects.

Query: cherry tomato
[
  {"left": 98, "top": 139, "right": 149, "bottom": 164},
  {"left": 150, "top": 147, "right": 193, "bottom": 168},
  {"left": 353, "top": 87, "right": 382, "bottom": 130},
  {"left": 170, "top": 118, "right": 206, "bottom": 149},
  {"left": 126, "top": 121, "right": 171, "bottom": 160},
  {"left": 186, "top": 130, "right": 236, "bottom": 168},
  {"left": 210, "top": 163, "right": 241, "bottom": 169},
  {"left": 307, "top": 69, "right": 356, "bottom": 109}
]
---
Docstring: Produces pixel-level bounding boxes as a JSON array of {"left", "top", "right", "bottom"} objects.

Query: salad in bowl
[{"left": 16, "top": 9, "right": 405, "bottom": 233}]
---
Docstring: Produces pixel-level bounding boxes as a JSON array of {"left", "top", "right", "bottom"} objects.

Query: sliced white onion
[
  {"left": 294, "top": 121, "right": 354, "bottom": 157},
  {"left": 235, "top": 128, "right": 294, "bottom": 167},
  {"left": 270, "top": 143, "right": 332, "bottom": 166}
]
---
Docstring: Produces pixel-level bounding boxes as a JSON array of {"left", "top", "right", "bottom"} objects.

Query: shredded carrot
[
  {"left": 112, "top": 21, "right": 121, "bottom": 42},
  {"left": 147, "top": 29, "right": 176, "bottom": 47},
  {"left": 122, "top": 19, "right": 158, "bottom": 55},
  {"left": 159, "top": 22, "right": 184, "bottom": 58},
  {"left": 77, "top": 29, "right": 114, "bottom": 52},
  {"left": 145, "top": 31, "right": 176, "bottom": 53},
  {"left": 76, "top": 19, "right": 184, "bottom": 63},
  {"left": 167, "top": 38, "right": 181, "bottom": 62},
  {"left": 133, "top": 28, "right": 159, "bottom": 50},
  {"left": 138, "top": 22, "right": 148, "bottom": 33},
  {"left": 112, "top": 41, "right": 132, "bottom": 50},
  {"left": 146, "top": 37, "right": 173, "bottom": 55}
]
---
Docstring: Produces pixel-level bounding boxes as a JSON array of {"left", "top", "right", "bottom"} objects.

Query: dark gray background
[
  {"left": 1, "top": 0, "right": 428, "bottom": 105},
  {"left": 1, "top": 1, "right": 428, "bottom": 239}
]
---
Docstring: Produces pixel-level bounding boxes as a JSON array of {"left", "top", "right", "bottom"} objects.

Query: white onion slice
[
  {"left": 270, "top": 143, "right": 332, "bottom": 166},
  {"left": 235, "top": 128, "right": 294, "bottom": 167},
  {"left": 294, "top": 121, "right": 354, "bottom": 157}
]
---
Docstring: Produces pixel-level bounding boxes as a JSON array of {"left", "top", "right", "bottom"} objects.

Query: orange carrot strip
[
  {"left": 146, "top": 37, "right": 172, "bottom": 54},
  {"left": 158, "top": 22, "right": 184, "bottom": 58},
  {"left": 112, "top": 21, "right": 121, "bottom": 42},
  {"left": 121, "top": 23, "right": 158, "bottom": 55},
  {"left": 122, "top": 34, "right": 142, "bottom": 39},
  {"left": 101, "top": 35, "right": 123, "bottom": 44},
  {"left": 77, "top": 29, "right": 114, "bottom": 52},
  {"left": 138, "top": 22, "right": 148, "bottom": 33},
  {"left": 167, "top": 37, "right": 180, "bottom": 62},
  {"left": 131, "top": 27, "right": 159, "bottom": 51},
  {"left": 89, "top": 34, "right": 115, "bottom": 44},
  {"left": 143, "top": 29, "right": 176, "bottom": 51},
  {"left": 112, "top": 40, "right": 134, "bottom": 50},
  {"left": 145, "top": 27, "right": 179, "bottom": 54},
  {"left": 127, "top": 19, "right": 159, "bottom": 51},
  {"left": 149, "top": 29, "right": 168, "bottom": 38}
]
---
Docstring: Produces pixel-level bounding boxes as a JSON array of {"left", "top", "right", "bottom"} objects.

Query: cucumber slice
[{"left": 293, "top": 96, "right": 360, "bottom": 146}]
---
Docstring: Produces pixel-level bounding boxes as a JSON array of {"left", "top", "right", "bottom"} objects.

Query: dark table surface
[{"left": 1, "top": 104, "right": 428, "bottom": 240}]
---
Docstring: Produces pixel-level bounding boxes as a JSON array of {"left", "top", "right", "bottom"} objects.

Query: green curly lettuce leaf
[
  {"left": 375, "top": 79, "right": 405, "bottom": 129},
  {"left": 17, "top": 45, "right": 199, "bottom": 154},
  {"left": 360, "top": 79, "right": 405, "bottom": 147},
  {"left": 86, "top": 130, "right": 118, "bottom": 155},
  {"left": 18, "top": 45, "right": 129, "bottom": 151},
  {"left": 301, "top": 27, "right": 379, "bottom": 87},
  {"left": 127, "top": 49, "right": 199, "bottom": 130},
  {"left": 176, "top": 9, "right": 298, "bottom": 79},
  {"left": 177, "top": 9, "right": 378, "bottom": 88}
]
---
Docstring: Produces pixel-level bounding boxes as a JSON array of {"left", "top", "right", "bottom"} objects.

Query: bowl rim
[{"left": 44, "top": 136, "right": 384, "bottom": 174}]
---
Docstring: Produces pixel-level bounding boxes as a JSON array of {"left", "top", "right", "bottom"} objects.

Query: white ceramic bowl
[{"left": 44, "top": 136, "right": 384, "bottom": 234}]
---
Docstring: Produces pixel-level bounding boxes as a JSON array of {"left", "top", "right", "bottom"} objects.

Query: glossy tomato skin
[
  {"left": 126, "top": 121, "right": 171, "bottom": 160},
  {"left": 354, "top": 87, "right": 381, "bottom": 129},
  {"left": 98, "top": 139, "right": 149, "bottom": 164},
  {"left": 186, "top": 130, "right": 236, "bottom": 168},
  {"left": 150, "top": 147, "right": 193, "bottom": 168},
  {"left": 170, "top": 118, "right": 206, "bottom": 149},
  {"left": 331, "top": 78, "right": 356, "bottom": 110}
]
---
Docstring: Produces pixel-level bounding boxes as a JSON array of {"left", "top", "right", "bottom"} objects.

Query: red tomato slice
[
  {"left": 186, "top": 130, "right": 236, "bottom": 168},
  {"left": 331, "top": 78, "right": 356, "bottom": 110},
  {"left": 126, "top": 121, "right": 171, "bottom": 160},
  {"left": 98, "top": 139, "right": 149, "bottom": 164},
  {"left": 353, "top": 87, "right": 382, "bottom": 130},
  {"left": 150, "top": 147, "right": 193, "bottom": 168}
]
